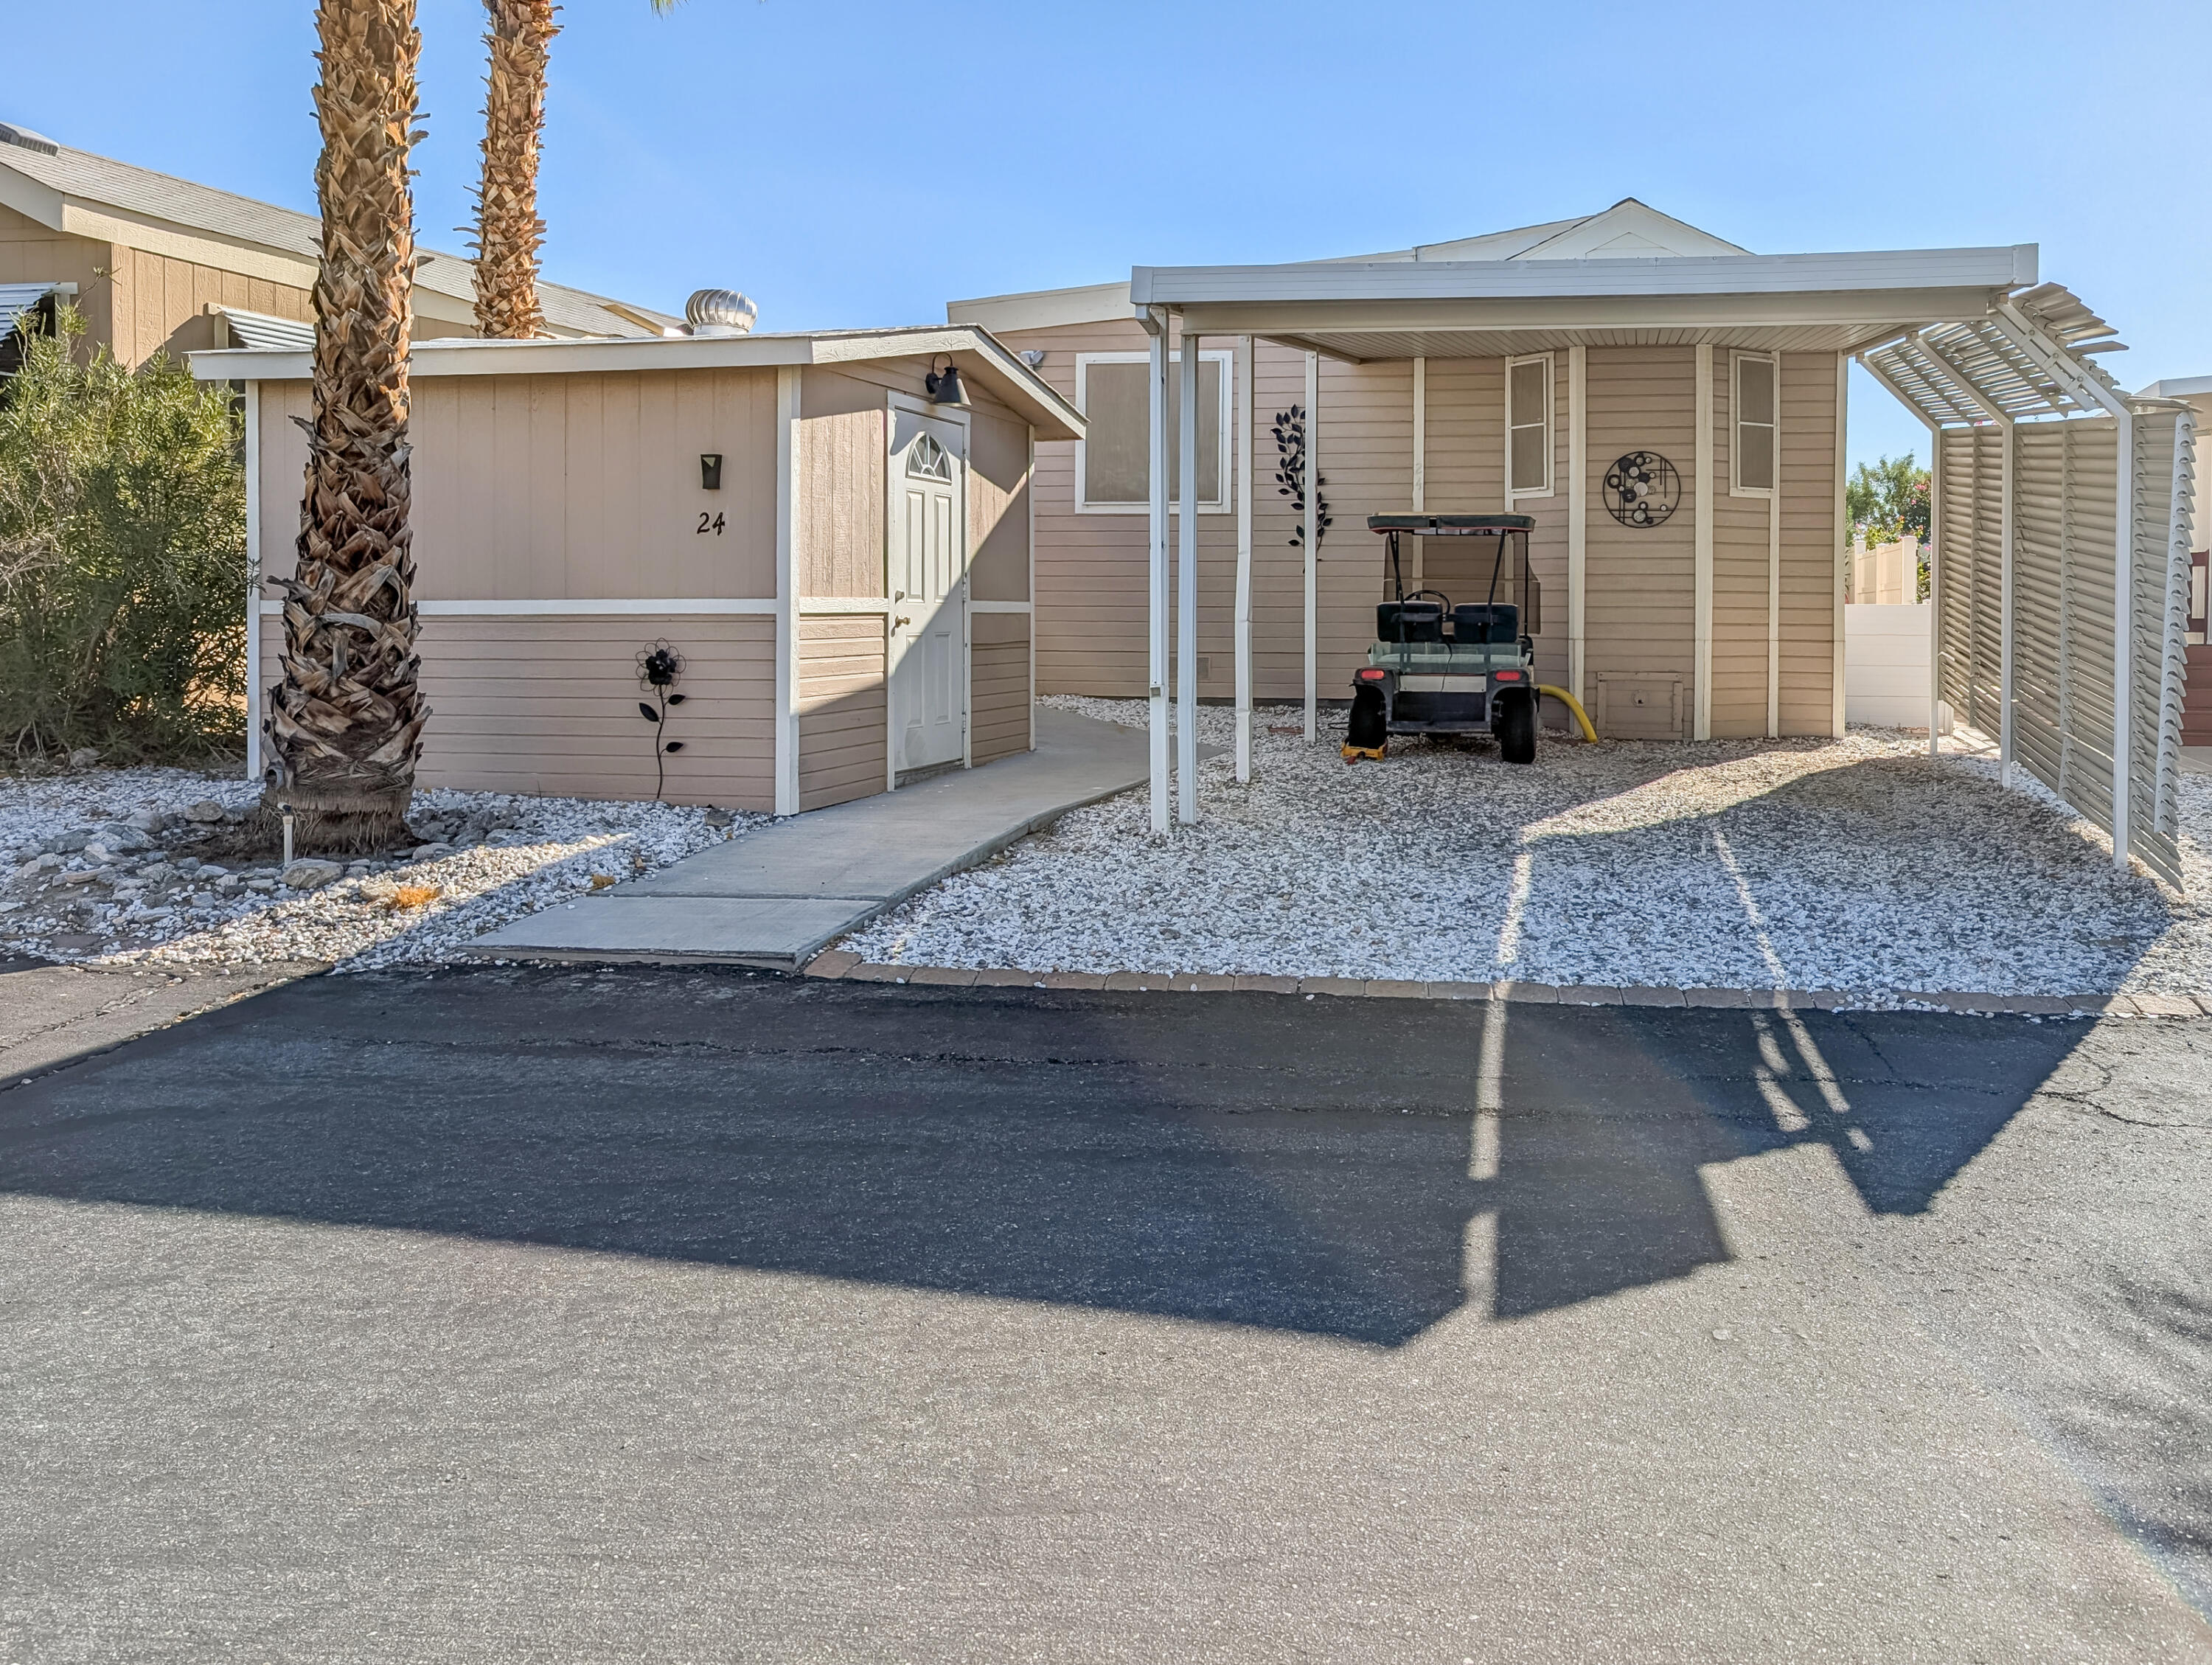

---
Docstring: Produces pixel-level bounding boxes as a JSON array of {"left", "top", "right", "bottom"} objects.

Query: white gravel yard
[
  {"left": 846, "top": 697, "right": 2212, "bottom": 1000},
  {"left": 1, "top": 768, "right": 759, "bottom": 972}
]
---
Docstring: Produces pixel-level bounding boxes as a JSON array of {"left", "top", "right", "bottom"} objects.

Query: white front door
[{"left": 888, "top": 409, "right": 967, "bottom": 776}]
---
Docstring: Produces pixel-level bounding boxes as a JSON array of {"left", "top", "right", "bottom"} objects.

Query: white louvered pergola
[{"left": 1859, "top": 285, "right": 2196, "bottom": 889}]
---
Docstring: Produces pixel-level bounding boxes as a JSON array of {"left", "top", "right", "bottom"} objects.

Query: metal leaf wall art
[{"left": 1273, "top": 405, "right": 1332, "bottom": 549}]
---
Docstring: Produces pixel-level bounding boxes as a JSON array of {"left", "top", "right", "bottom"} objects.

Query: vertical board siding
[
  {"left": 1777, "top": 352, "right": 1840, "bottom": 735},
  {"left": 798, "top": 614, "right": 888, "bottom": 811},
  {"left": 1709, "top": 354, "right": 1770, "bottom": 736},
  {"left": 101, "top": 241, "right": 316, "bottom": 367},
  {"left": 797, "top": 368, "right": 888, "bottom": 599},
  {"left": 257, "top": 613, "right": 776, "bottom": 808},
  {"left": 969, "top": 405, "right": 1032, "bottom": 603},
  {"left": 1584, "top": 347, "right": 1698, "bottom": 717},
  {"left": 970, "top": 611, "right": 1032, "bottom": 763},
  {"left": 253, "top": 368, "right": 782, "bottom": 599}
]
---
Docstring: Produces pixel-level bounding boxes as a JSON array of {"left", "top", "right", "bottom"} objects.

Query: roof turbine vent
[{"left": 685, "top": 288, "right": 757, "bottom": 338}]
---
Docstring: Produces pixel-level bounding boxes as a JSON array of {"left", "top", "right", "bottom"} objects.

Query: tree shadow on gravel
[{"left": 0, "top": 970, "right": 2092, "bottom": 1344}]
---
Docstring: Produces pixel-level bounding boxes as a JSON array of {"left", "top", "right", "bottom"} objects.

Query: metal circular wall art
[{"left": 1603, "top": 451, "right": 1681, "bottom": 528}]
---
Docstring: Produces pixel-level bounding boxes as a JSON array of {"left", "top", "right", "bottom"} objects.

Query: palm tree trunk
[
  {"left": 265, "top": 0, "right": 426, "bottom": 849},
  {"left": 472, "top": 0, "right": 557, "bottom": 338}
]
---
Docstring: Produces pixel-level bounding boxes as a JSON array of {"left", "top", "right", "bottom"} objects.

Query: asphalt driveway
[{"left": 1, "top": 967, "right": 2207, "bottom": 1662}]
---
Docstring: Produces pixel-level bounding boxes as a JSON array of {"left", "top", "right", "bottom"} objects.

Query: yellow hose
[{"left": 1537, "top": 684, "right": 1598, "bottom": 742}]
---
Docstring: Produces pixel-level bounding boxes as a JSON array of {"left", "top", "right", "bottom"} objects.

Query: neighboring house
[
  {"left": 196, "top": 327, "right": 1077, "bottom": 816},
  {"left": 0, "top": 119, "right": 673, "bottom": 371}
]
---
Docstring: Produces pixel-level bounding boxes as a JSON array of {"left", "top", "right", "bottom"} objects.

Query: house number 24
[{"left": 695, "top": 512, "right": 726, "bottom": 536}]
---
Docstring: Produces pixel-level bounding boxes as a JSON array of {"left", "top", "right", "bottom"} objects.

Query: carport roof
[{"left": 1129, "top": 245, "right": 2042, "bottom": 362}]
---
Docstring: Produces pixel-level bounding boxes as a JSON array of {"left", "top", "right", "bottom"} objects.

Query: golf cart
[{"left": 1346, "top": 512, "right": 1542, "bottom": 764}]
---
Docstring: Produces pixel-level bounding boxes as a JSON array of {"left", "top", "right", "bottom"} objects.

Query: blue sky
[{"left": 10, "top": 0, "right": 2206, "bottom": 473}]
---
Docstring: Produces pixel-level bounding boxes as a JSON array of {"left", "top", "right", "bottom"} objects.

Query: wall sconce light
[
  {"left": 700, "top": 453, "right": 723, "bottom": 490},
  {"left": 1019, "top": 349, "right": 1047, "bottom": 369},
  {"left": 925, "top": 355, "right": 969, "bottom": 409}
]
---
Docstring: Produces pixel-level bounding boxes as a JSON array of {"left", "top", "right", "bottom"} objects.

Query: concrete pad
[
  {"left": 469, "top": 896, "right": 875, "bottom": 966},
  {"left": 467, "top": 710, "right": 1154, "bottom": 968},
  {"left": 802, "top": 949, "right": 860, "bottom": 979},
  {"left": 627, "top": 709, "right": 1148, "bottom": 903}
]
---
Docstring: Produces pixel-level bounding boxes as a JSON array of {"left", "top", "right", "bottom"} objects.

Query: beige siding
[
  {"left": 257, "top": 369, "right": 782, "bottom": 600},
  {"left": 971, "top": 611, "right": 1031, "bottom": 762},
  {"left": 257, "top": 613, "right": 776, "bottom": 809},
  {"left": 0, "top": 203, "right": 116, "bottom": 358},
  {"left": 969, "top": 403, "right": 1031, "bottom": 603},
  {"left": 1709, "top": 353, "right": 1771, "bottom": 737},
  {"left": 797, "top": 367, "right": 888, "bottom": 599},
  {"left": 1777, "top": 352, "right": 1840, "bottom": 735},
  {"left": 1584, "top": 347, "right": 1698, "bottom": 723},
  {"left": 797, "top": 614, "right": 887, "bottom": 811},
  {"left": 105, "top": 241, "right": 316, "bottom": 369}
]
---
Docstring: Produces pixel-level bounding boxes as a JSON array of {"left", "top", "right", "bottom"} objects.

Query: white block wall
[{"left": 1845, "top": 603, "right": 1931, "bottom": 728}]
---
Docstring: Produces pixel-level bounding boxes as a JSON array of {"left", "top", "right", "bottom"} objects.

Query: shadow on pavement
[{"left": 0, "top": 970, "right": 2090, "bottom": 1344}]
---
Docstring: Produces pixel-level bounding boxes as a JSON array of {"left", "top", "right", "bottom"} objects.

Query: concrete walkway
[{"left": 468, "top": 708, "right": 1154, "bottom": 968}]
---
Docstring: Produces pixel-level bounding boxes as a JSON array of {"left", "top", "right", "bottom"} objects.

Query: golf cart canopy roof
[{"left": 1366, "top": 513, "right": 1535, "bottom": 535}]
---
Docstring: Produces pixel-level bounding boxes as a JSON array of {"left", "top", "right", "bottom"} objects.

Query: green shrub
[{"left": 0, "top": 307, "right": 247, "bottom": 765}]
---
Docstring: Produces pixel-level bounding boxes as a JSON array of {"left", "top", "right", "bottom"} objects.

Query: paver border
[{"left": 798, "top": 956, "right": 2211, "bottom": 1018}]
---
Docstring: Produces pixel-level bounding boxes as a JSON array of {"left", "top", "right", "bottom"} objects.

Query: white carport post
[
  {"left": 1303, "top": 350, "right": 1319, "bottom": 743},
  {"left": 1144, "top": 308, "right": 1170, "bottom": 835},
  {"left": 1178, "top": 333, "right": 1201, "bottom": 823},
  {"left": 1854, "top": 350, "right": 1944, "bottom": 757},
  {"left": 1234, "top": 335, "right": 1255, "bottom": 783}
]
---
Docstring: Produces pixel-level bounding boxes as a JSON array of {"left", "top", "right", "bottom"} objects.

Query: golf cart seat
[
  {"left": 1377, "top": 600, "right": 1446, "bottom": 643},
  {"left": 1451, "top": 603, "right": 1519, "bottom": 644}
]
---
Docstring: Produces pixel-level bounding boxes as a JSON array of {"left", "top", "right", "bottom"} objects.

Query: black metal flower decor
[
  {"left": 635, "top": 640, "right": 687, "bottom": 800},
  {"left": 1273, "top": 404, "right": 1332, "bottom": 548}
]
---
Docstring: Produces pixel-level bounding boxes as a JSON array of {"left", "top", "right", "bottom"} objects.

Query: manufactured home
[{"left": 197, "top": 197, "right": 2194, "bottom": 885}]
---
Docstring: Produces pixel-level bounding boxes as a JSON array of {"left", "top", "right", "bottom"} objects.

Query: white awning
[
  {"left": 0, "top": 280, "right": 67, "bottom": 339},
  {"left": 213, "top": 307, "right": 314, "bottom": 352}
]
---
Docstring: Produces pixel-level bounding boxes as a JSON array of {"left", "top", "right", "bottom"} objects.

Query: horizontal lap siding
[
  {"left": 1585, "top": 347, "right": 1697, "bottom": 706},
  {"left": 259, "top": 615, "right": 776, "bottom": 809},
  {"left": 799, "top": 614, "right": 886, "bottom": 811},
  {"left": 1778, "top": 352, "right": 1840, "bottom": 735},
  {"left": 970, "top": 611, "right": 1032, "bottom": 764}
]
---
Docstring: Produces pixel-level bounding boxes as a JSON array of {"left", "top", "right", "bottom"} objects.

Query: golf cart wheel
[{"left": 1495, "top": 688, "right": 1537, "bottom": 765}]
